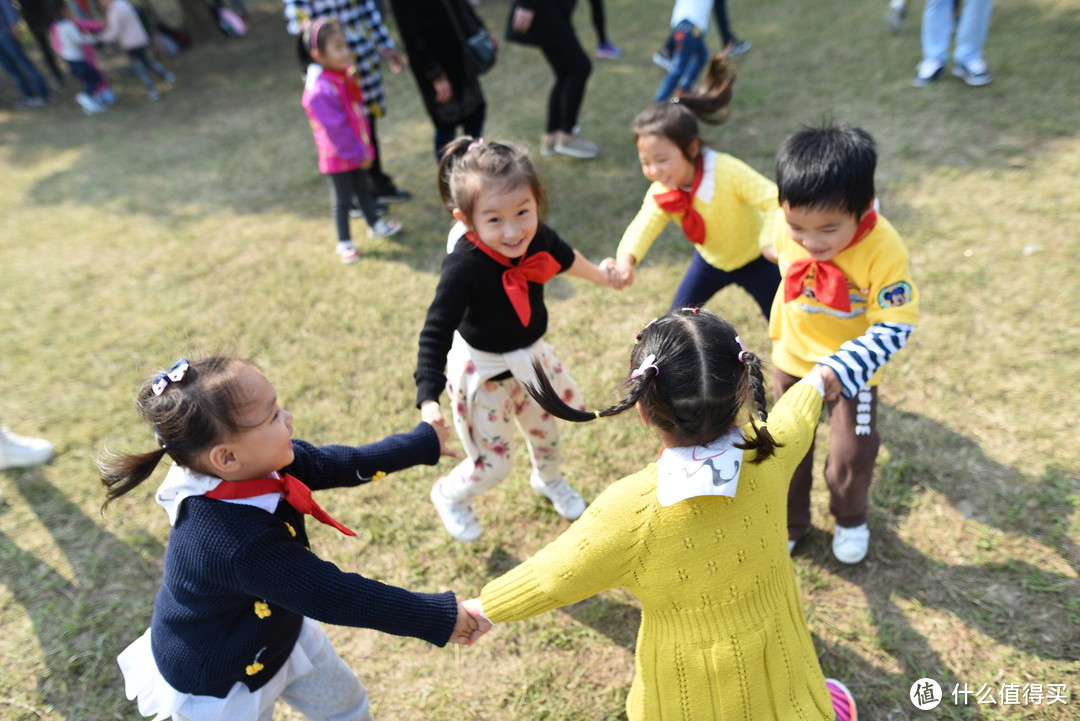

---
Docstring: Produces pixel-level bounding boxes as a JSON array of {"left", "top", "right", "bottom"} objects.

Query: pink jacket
[{"left": 301, "top": 64, "right": 375, "bottom": 175}]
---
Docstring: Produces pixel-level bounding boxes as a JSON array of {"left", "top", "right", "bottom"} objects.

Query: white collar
[
  {"left": 155, "top": 464, "right": 281, "bottom": 526},
  {"left": 655, "top": 428, "right": 743, "bottom": 507}
]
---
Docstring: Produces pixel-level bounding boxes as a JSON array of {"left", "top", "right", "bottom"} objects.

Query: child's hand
[
  {"left": 614, "top": 254, "right": 636, "bottom": 288},
  {"left": 598, "top": 257, "right": 624, "bottom": 290},
  {"left": 421, "top": 401, "right": 461, "bottom": 458},
  {"left": 462, "top": 597, "right": 493, "bottom": 643},
  {"left": 814, "top": 365, "right": 843, "bottom": 402},
  {"left": 448, "top": 601, "right": 479, "bottom": 645},
  {"left": 432, "top": 75, "right": 452, "bottom": 103}
]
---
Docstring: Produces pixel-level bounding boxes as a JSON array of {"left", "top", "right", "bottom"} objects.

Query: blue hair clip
[{"left": 152, "top": 359, "right": 190, "bottom": 396}]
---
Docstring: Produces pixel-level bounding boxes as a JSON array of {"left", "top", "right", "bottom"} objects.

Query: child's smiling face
[
  {"left": 457, "top": 182, "right": 539, "bottom": 259},
  {"left": 782, "top": 202, "right": 864, "bottom": 262},
  {"left": 637, "top": 134, "right": 699, "bottom": 190}
]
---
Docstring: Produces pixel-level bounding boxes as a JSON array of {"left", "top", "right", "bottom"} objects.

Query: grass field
[{"left": 0, "top": 0, "right": 1077, "bottom": 719}]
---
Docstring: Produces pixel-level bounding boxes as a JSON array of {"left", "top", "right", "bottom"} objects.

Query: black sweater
[
  {"left": 414, "top": 223, "right": 576, "bottom": 406},
  {"left": 148, "top": 427, "right": 456, "bottom": 697}
]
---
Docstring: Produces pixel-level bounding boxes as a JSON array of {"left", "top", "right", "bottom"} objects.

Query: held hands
[
  {"left": 809, "top": 365, "right": 843, "bottom": 402},
  {"left": 421, "top": 401, "right": 461, "bottom": 458},
  {"left": 448, "top": 598, "right": 492, "bottom": 645},
  {"left": 598, "top": 257, "right": 626, "bottom": 290},
  {"left": 613, "top": 254, "right": 636, "bottom": 289}
]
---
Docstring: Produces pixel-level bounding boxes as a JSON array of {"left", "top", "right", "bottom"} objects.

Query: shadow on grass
[{"left": 0, "top": 468, "right": 162, "bottom": 720}]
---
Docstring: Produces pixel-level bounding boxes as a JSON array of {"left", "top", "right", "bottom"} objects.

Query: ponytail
[
  {"left": 437, "top": 135, "right": 476, "bottom": 216},
  {"left": 670, "top": 54, "right": 736, "bottom": 126},
  {"left": 524, "top": 359, "right": 646, "bottom": 423},
  {"left": 732, "top": 351, "right": 779, "bottom": 462},
  {"left": 99, "top": 447, "right": 169, "bottom": 509}
]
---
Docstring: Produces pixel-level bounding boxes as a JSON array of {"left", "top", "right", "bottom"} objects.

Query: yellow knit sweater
[{"left": 481, "top": 382, "right": 832, "bottom": 721}]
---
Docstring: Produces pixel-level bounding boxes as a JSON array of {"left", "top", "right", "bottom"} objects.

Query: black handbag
[{"left": 440, "top": 0, "right": 496, "bottom": 75}]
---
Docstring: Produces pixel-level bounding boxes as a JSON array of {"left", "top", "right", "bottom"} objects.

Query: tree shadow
[{"left": 0, "top": 467, "right": 163, "bottom": 720}]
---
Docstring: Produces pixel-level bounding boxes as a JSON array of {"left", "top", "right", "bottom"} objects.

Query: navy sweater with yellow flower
[{"left": 149, "top": 425, "right": 457, "bottom": 698}]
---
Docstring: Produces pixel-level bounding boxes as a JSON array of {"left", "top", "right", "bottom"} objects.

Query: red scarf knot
[
  {"left": 205, "top": 472, "right": 357, "bottom": 536},
  {"left": 653, "top": 155, "right": 706, "bottom": 244},
  {"left": 465, "top": 232, "right": 561, "bottom": 326},
  {"left": 783, "top": 210, "right": 878, "bottom": 312}
]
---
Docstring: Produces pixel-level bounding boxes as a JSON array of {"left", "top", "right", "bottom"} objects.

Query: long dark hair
[
  {"left": 526, "top": 309, "right": 780, "bottom": 460},
  {"left": 98, "top": 356, "right": 251, "bottom": 509}
]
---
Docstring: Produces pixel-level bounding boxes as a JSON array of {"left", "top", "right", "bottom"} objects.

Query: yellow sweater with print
[
  {"left": 481, "top": 383, "right": 832, "bottom": 721},
  {"left": 617, "top": 148, "right": 779, "bottom": 272},
  {"left": 769, "top": 210, "right": 920, "bottom": 380}
]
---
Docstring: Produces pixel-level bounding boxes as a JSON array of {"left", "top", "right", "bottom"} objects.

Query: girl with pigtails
[
  {"left": 101, "top": 356, "right": 483, "bottom": 721},
  {"left": 464, "top": 308, "right": 859, "bottom": 721}
]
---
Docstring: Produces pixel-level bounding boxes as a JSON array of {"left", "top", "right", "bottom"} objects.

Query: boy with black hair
[{"left": 765, "top": 122, "right": 919, "bottom": 564}]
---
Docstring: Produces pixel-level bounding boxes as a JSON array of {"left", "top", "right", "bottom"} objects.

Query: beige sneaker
[
  {"left": 540, "top": 132, "right": 557, "bottom": 156},
  {"left": 553, "top": 131, "right": 598, "bottom": 159}
]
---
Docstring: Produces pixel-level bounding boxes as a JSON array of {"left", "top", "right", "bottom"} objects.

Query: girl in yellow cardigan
[
  {"left": 614, "top": 103, "right": 781, "bottom": 320},
  {"left": 464, "top": 308, "right": 857, "bottom": 721}
]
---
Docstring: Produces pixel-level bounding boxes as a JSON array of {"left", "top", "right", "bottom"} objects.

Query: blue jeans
[
  {"left": 654, "top": 21, "right": 708, "bottom": 102},
  {"left": 921, "top": 0, "right": 993, "bottom": 67},
  {"left": 0, "top": 30, "right": 50, "bottom": 100}
]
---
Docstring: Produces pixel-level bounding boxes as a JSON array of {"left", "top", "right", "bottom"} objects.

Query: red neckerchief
[
  {"left": 204, "top": 472, "right": 357, "bottom": 536},
  {"left": 322, "top": 66, "right": 365, "bottom": 108},
  {"left": 653, "top": 155, "right": 706, "bottom": 244},
  {"left": 465, "top": 231, "right": 561, "bottom": 326},
  {"left": 783, "top": 210, "right": 878, "bottom": 312}
]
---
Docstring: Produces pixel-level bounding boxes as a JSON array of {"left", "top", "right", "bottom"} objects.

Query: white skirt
[{"left": 118, "top": 617, "right": 324, "bottom": 721}]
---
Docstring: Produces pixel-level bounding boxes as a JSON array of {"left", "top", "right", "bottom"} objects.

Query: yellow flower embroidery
[
  {"left": 284, "top": 522, "right": 296, "bottom": 537},
  {"left": 372, "top": 471, "right": 386, "bottom": 482},
  {"left": 254, "top": 601, "right": 271, "bottom": 619},
  {"left": 245, "top": 662, "right": 264, "bottom": 676}
]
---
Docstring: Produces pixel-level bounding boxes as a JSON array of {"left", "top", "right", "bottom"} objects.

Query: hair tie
[
  {"left": 630, "top": 353, "right": 659, "bottom": 379},
  {"left": 680, "top": 306, "right": 701, "bottom": 314},
  {"left": 635, "top": 317, "right": 659, "bottom": 342},
  {"left": 152, "top": 359, "right": 190, "bottom": 396},
  {"left": 468, "top": 137, "right": 484, "bottom": 151},
  {"left": 593, "top": 410, "right": 601, "bottom": 419},
  {"left": 737, "top": 351, "right": 748, "bottom": 364}
]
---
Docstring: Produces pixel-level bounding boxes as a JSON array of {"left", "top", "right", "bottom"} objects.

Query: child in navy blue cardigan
[{"left": 100, "top": 356, "right": 487, "bottom": 721}]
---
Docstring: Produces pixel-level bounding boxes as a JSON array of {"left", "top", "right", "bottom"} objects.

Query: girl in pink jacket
[{"left": 299, "top": 19, "right": 401, "bottom": 264}]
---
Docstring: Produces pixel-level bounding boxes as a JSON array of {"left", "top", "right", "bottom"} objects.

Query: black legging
[
  {"left": 588, "top": 0, "right": 608, "bottom": 45},
  {"left": 538, "top": 38, "right": 591, "bottom": 134},
  {"left": 328, "top": 169, "right": 379, "bottom": 241}
]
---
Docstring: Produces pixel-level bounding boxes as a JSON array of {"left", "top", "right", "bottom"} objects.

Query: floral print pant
[{"left": 440, "top": 363, "right": 582, "bottom": 503}]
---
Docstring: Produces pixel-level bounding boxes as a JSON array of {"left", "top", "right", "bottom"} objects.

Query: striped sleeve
[{"left": 817, "top": 322, "right": 915, "bottom": 398}]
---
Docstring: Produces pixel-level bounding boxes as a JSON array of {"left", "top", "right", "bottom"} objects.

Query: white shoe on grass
[
  {"left": 0, "top": 427, "right": 54, "bottom": 470},
  {"left": 530, "top": 474, "right": 586, "bottom": 520},
  {"left": 832, "top": 524, "right": 870, "bottom": 564},
  {"left": 430, "top": 478, "right": 481, "bottom": 542}
]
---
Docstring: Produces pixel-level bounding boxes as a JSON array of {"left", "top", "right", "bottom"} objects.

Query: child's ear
[
  {"left": 688, "top": 139, "right": 701, "bottom": 161},
  {"left": 206, "top": 443, "right": 239, "bottom": 476},
  {"left": 451, "top": 208, "right": 470, "bottom": 227}
]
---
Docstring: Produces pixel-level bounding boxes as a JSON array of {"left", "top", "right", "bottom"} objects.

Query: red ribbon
[
  {"left": 783, "top": 210, "right": 878, "bottom": 312},
  {"left": 205, "top": 473, "right": 356, "bottom": 536},
  {"left": 465, "top": 231, "right": 561, "bottom": 326},
  {"left": 653, "top": 155, "right": 706, "bottom": 244}
]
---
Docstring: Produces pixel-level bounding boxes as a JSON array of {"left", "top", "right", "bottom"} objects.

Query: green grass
[{"left": 1, "top": 0, "right": 1078, "bottom": 718}]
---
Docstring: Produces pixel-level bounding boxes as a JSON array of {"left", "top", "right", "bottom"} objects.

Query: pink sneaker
[{"left": 826, "top": 678, "right": 857, "bottom": 721}]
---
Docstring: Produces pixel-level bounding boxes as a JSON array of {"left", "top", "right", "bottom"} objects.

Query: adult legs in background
[
  {"left": 952, "top": 0, "right": 993, "bottom": 68},
  {"left": 0, "top": 31, "right": 51, "bottom": 102},
  {"left": 28, "top": 26, "right": 65, "bottom": 85},
  {"left": 539, "top": 38, "right": 591, "bottom": 135},
  {"left": 366, "top": 114, "right": 411, "bottom": 201},
  {"left": 713, "top": 0, "right": 750, "bottom": 55},
  {"left": 434, "top": 104, "right": 486, "bottom": 161},
  {"left": 588, "top": 0, "right": 621, "bottom": 57}
]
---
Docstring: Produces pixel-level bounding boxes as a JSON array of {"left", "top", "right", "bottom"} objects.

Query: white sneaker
[
  {"left": 832, "top": 524, "right": 870, "bottom": 564},
  {"left": 430, "top": 478, "right": 481, "bottom": 542},
  {"left": 335, "top": 241, "right": 359, "bottom": 264},
  {"left": 552, "top": 132, "right": 599, "bottom": 159},
  {"left": 75, "top": 92, "right": 105, "bottom": 115},
  {"left": 0, "top": 427, "right": 55, "bottom": 470},
  {"left": 530, "top": 474, "right": 586, "bottom": 520},
  {"left": 368, "top": 218, "right": 402, "bottom": 239}
]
